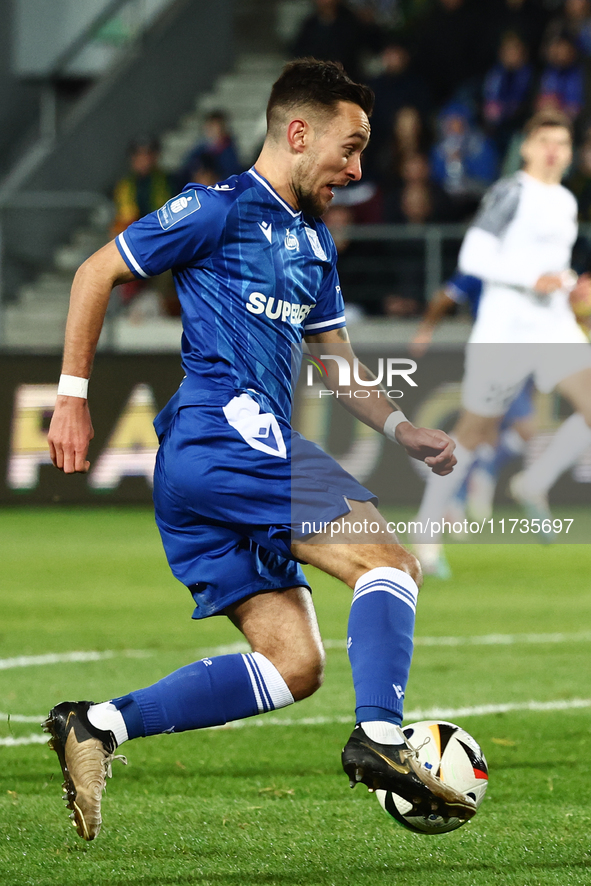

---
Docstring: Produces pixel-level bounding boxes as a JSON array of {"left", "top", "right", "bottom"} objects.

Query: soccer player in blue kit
[{"left": 45, "top": 59, "right": 475, "bottom": 841}]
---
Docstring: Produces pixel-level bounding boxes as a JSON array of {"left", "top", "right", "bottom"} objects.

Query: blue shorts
[{"left": 153, "top": 391, "right": 375, "bottom": 619}]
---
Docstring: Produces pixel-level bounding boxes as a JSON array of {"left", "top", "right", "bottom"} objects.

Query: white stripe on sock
[
  {"left": 352, "top": 578, "right": 417, "bottom": 610},
  {"left": 352, "top": 567, "right": 419, "bottom": 614},
  {"left": 241, "top": 654, "right": 265, "bottom": 713},
  {"left": 247, "top": 654, "right": 273, "bottom": 711},
  {"left": 251, "top": 652, "right": 294, "bottom": 710},
  {"left": 353, "top": 584, "right": 417, "bottom": 614}
]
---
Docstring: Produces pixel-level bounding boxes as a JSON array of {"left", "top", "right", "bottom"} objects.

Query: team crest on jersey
[
  {"left": 284, "top": 228, "right": 299, "bottom": 251},
  {"left": 158, "top": 190, "right": 201, "bottom": 230},
  {"left": 305, "top": 226, "right": 327, "bottom": 261}
]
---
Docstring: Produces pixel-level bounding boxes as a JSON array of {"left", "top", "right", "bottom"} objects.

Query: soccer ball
[{"left": 375, "top": 720, "right": 488, "bottom": 834}]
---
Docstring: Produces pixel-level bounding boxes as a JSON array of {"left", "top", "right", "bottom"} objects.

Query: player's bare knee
[
  {"left": 280, "top": 642, "right": 325, "bottom": 702},
  {"left": 345, "top": 544, "right": 422, "bottom": 589},
  {"left": 290, "top": 657, "right": 325, "bottom": 701},
  {"left": 384, "top": 546, "right": 422, "bottom": 588},
  {"left": 399, "top": 548, "right": 422, "bottom": 587}
]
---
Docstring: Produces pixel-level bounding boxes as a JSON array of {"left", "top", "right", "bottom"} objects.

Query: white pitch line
[
  {"left": 0, "top": 651, "right": 116, "bottom": 670},
  {"left": 1, "top": 712, "right": 44, "bottom": 723},
  {"left": 2, "top": 631, "right": 590, "bottom": 673},
  {"left": 0, "top": 734, "right": 48, "bottom": 747},
  {"left": 0, "top": 649, "right": 153, "bottom": 671},
  {"left": 414, "top": 630, "right": 591, "bottom": 648},
  {"left": 220, "top": 697, "right": 591, "bottom": 730},
  {"left": 4, "top": 697, "right": 590, "bottom": 747}
]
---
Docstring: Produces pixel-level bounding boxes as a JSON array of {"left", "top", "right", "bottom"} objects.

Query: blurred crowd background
[
  {"left": 4, "top": 0, "right": 591, "bottom": 341},
  {"left": 111, "top": 0, "right": 591, "bottom": 321}
]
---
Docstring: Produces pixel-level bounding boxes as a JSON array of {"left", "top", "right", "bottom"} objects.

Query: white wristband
[
  {"left": 57, "top": 374, "right": 89, "bottom": 398},
  {"left": 383, "top": 411, "right": 409, "bottom": 444}
]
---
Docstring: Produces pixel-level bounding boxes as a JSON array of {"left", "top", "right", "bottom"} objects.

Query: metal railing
[
  {"left": 345, "top": 223, "right": 468, "bottom": 304},
  {"left": 2, "top": 212, "right": 591, "bottom": 351}
]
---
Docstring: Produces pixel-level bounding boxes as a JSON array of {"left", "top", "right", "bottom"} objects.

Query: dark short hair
[
  {"left": 523, "top": 109, "right": 574, "bottom": 140},
  {"left": 266, "top": 58, "right": 374, "bottom": 135}
]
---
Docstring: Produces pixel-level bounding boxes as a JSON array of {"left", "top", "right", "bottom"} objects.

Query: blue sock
[
  {"left": 111, "top": 652, "right": 294, "bottom": 739},
  {"left": 491, "top": 428, "right": 524, "bottom": 476},
  {"left": 347, "top": 567, "right": 418, "bottom": 727}
]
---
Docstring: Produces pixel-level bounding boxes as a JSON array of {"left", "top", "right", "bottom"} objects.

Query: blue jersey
[
  {"left": 443, "top": 271, "right": 483, "bottom": 319},
  {"left": 116, "top": 168, "right": 346, "bottom": 423}
]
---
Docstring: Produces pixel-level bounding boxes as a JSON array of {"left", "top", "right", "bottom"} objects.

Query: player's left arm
[{"left": 304, "top": 326, "right": 456, "bottom": 475}]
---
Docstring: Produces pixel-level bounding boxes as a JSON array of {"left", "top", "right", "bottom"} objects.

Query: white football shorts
[{"left": 461, "top": 342, "right": 591, "bottom": 417}]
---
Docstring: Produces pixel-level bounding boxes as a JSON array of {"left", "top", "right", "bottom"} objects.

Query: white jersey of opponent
[{"left": 459, "top": 170, "right": 586, "bottom": 344}]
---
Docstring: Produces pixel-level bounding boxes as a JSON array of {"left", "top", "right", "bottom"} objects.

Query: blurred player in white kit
[{"left": 415, "top": 109, "right": 591, "bottom": 559}]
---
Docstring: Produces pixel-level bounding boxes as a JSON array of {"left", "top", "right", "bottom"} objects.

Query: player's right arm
[
  {"left": 49, "top": 185, "right": 229, "bottom": 473},
  {"left": 48, "top": 241, "right": 135, "bottom": 473}
]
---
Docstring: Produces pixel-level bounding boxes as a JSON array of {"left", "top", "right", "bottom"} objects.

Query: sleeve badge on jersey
[
  {"left": 158, "top": 190, "right": 201, "bottom": 230},
  {"left": 304, "top": 226, "right": 328, "bottom": 261}
]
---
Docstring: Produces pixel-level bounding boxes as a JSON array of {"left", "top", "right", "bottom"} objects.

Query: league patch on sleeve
[{"left": 158, "top": 190, "right": 201, "bottom": 230}]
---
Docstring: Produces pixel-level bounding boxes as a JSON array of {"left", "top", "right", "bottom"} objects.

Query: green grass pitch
[{"left": 0, "top": 507, "right": 590, "bottom": 886}]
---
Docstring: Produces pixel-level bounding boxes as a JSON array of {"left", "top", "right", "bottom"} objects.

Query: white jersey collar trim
[{"left": 248, "top": 167, "right": 301, "bottom": 218}]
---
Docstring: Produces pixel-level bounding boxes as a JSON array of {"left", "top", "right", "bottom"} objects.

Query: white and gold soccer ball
[{"left": 376, "top": 720, "right": 488, "bottom": 834}]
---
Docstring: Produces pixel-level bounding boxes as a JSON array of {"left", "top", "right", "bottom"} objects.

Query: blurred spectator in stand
[
  {"left": 487, "top": 0, "right": 551, "bottom": 61},
  {"left": 545, "top": 0, "right": 591, "bottom": 59},
  {"left": 349, "top": 0, "right": 402, "bottom": 28},
  {"left": 111, "top": 136, "right": 171, "bottom": 237},
  {"left": 382, "top": 291, "right": 422, "bottom": 317},
  {"left": 183, "top": 152, "right": 224, "bottom": 189},
  {"left": 536, "top": 32, "right": 584, "bottom": 121},
  {"left": 567, "top": 126, "right": 591, "bottom": 219},
  {"left": 323, "top": 203, "right": 390, "bottom": 315},
  {"left": 482, "top": 31, "right": 534, "bottom": 161},
  {"left": 291, "top": 0, "right": 382, "bottom": 82},
  {"left": 384, "top": 152, "right": 451, "bottom": 221},
  {"left": 391, "top": 105, "right": 427, "bottom": 158},
  {"left": 177, "top": 111, "right": 241, "bottom": 190},
  {"left": 412, "top": 0, "right": 491, "bottom": 106},
  {"left": 111, "top": 136, "right": 177, "bottom": 319},
  {"left": 331, "top": 179, "right": 385, "bottom": 222},
  {"left": 383, "top": 178, "right": 438, "bottom": 316},
  {"left": 430, "top": 102, "right": 499, "bottom": 220},
  {"left": 367, "top": 38, "right": 431, "bottom": 150},
  {"left": 374, "top": 105, "right": 431, "bottom": 190}
]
